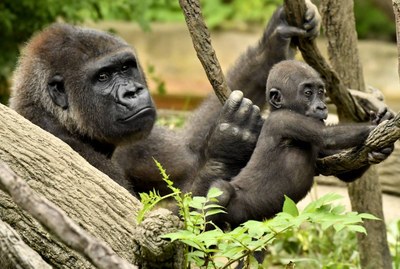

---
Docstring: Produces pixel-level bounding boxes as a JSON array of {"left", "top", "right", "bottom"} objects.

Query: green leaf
[
  {"left": 205, "top": 209, "right": 226, "bottom": 217},
  {"left": 282, "top": 195, "right": 299, "bottom": 217},
  {"left": 358, "top": 213, "right": 380, "bottom": 220},
  {"left": 347, "top": 224, "right": 367, "bottom": 234},
  {"left": 303, "top": 193, "right": 343, "bottom": 213},
  {"left": 207, "top": 187, "right": 224, "bottom": 199}
]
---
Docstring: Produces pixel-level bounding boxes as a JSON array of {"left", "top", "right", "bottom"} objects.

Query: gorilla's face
[
  {"left": 82, "top": 49, "right": 156, "bottom": 144},
  {"left": 46, "top": 31, "right": 156, "bottom": 145}
]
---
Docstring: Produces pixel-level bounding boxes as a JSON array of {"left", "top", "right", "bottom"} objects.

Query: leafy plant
[
  {"left": 388, "top": 219, "right": 400, "bottom": 269},
  {"left": 138, "top": 160, "right": 379, "bottom": 268}
]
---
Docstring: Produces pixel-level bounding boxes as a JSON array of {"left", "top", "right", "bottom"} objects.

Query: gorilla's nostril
[{"left": 123, "top": 91, "right": 136, "bottom": 99}]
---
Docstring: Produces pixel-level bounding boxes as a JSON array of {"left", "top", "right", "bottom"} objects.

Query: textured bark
[
  {"left": 317, "top": 112, "right": 400, "bottom": 175},
  {"left": 178, "top": 0, "right": 231, "bottom": 104},
  {"left": 321, "top": 1, "right": 392, "bottom": 268},
  {"left": 0, "top": 162, "right": 138, "bottom": 269},
  {"left": 394, "top": 0, "right": 400, "bottom": 79},
  {"left": 0, "top": 103, "right": 184, "bottom": 268},
  {"left": 0, "top": 219, "right": 52, "bottom": 269}
]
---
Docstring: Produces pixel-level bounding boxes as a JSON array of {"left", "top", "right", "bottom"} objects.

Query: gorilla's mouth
[{"left": 118, "top": 107, "right": 155, "bottom": 122}]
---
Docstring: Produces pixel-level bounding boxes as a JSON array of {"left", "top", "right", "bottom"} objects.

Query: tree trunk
[
  {"left": 0, "top": 103, "right": 183, "bottom": 268},
  {"left": 321, "top": 1, "right": 392, "bottom": 268}
]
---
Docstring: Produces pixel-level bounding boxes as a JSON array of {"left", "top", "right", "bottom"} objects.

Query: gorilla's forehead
[{"left": 30, "top": 24, "right": 133, "bottom": 65}]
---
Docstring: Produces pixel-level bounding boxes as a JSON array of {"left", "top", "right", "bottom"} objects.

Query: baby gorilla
[{"left": 209, "top": 60, "right": 378, "bottom": 228}]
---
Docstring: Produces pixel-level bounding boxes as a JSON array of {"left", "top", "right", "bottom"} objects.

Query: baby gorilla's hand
[
  {"left": 206, "top": 91, "right": 263, "bottom": 174},
  {"left": 368, "top": 108, "right": 395, "bottom": 164}
]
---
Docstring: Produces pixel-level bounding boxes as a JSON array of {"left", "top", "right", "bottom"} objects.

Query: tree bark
[
  {"left": 0, "top": 218, "right": 52, "bottom": 269},
  {"left": 178, "top": 0, "right": 231, "bottom": 104},
  {"left": 0, "top": 103, "right": 184, "bottom": 268},
  {"left": 321, "top": 1, "right": 392, "bottom": 268},
  {"left": 394, "top": 0, "right": 400, "bottom": 79}
]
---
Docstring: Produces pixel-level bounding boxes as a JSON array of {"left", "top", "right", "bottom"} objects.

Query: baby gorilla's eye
[
  {"left": 304, "top": 89, "right": 312, "bottom": 97},
  {"left": 98, "top": 72, "right": 110, "bottom": 82},
  {"left": 121, "top": 65, "right": 129, "bottom": 72}
]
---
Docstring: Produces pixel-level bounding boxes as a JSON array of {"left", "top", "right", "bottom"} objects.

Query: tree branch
[
  {"left": 283, "top": 0, "right": 400, "bottom": 177},
  {"left": 0, "top": 218, "right": 52, "bottom": 269},
  {"left": 0, "top": 162, "right": 137, "bottom": 269},
  {"left": 178, "top": 0, "right": 231, "bottom": 104},
  {"left": 0, "top": 103, "right": 183, "bottom": 268},
  {"left": 317, "top": 112, "right": 400, "bottom": 175},
  {"left": 393, "top": 0, "right": 400, "bottom": 79}
]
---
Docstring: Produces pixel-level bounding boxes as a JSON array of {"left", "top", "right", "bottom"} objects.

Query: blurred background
[
  {"left": 1, "top": 0, "right": 400, "bottom": 200},
  {"left": 2, "top": 2, "right": 400, "bottom": 265},
  {"left": 0, "top": 0, "right": 398, "bottom": 108}
]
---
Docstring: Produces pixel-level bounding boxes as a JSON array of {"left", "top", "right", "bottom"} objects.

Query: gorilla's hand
[
  {"left": 209, "top": 179, "right": 235, "bottom": 207},
  {"left": 206, "top": 90, "right": 263, "bottom": 170},
  {"left": 276, "top": 0, "right": 321, "bottom": 40},
  {"left": 370, "top": 107, "right": 394, "bottom": 125},
  {"left": 367, "top": 108, "right": 395, "bottom": 164},
  {"left": 368, "top": 147, "right": 394, "bottom": 164}
]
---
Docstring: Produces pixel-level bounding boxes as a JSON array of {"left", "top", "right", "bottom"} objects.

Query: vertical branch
[
  {"left": 320, "top": 1, "right": 392, "bottom": 268},
  {"left": 178, "top": 0, "right": 231, "bottom": 104},
  {"left": 393, "top": 0, "right": 400, "bottom": 79}
]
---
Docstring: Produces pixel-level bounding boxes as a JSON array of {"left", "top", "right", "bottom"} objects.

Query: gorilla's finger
[
  {"left": 367, "top": 146, "right": 394, "bottom": 164},
  {"left": 368, "top": 152, "right": 387, "bottom": 164},
  {"left": 303, "top": 1, "right": 321, "bottom": 38},
  {"left": 235, "top": 97, "right": 254, "bottom": 123},
  {"left": 381, "top": 146, "right": 394, "bottom": 155},
  {"left": 221, "top": 90, "right": 243, "bottom": 121},
  {"left": 277, "top": 25, "right": 307, "bottom": 39},
  {"left": 248, "top": 105, "right": 263, "bottom": 130},
  {"left": 377, "top": 107, "right": 394, "bottom": 122}
]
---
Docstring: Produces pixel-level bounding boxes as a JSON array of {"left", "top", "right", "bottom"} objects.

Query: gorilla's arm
[
  {"left": 114, "top": 91, "right": 262, "bottom": 195},
  {"left": 185, "top": 91, "right": 262, "bottom": 196},
  {"left": 318, "top": 108, "right": 395, "bottom": 182},
  {"left": 114, "top": 4, "right": 321, "bottom": 194},
  {"left": 182, "top": 2, "right": 321, "bottom": 153},
  {"left": 225, "top": 2, "right": 321, "bottom": 108}
]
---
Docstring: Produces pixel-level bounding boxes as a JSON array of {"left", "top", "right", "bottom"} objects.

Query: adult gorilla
[{"left": 13, "top": 2, "right": 374, "bottom": 199}]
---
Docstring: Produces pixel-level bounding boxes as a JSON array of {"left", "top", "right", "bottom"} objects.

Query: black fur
[
  {"left": 113, "top": 4, "right": 322, "bottom": 195},
  {"left": 10, "top": 24, "right": 156, "bottom": 194},
  {"left": 208, "top": 60, "right": 377, "bottom": 228}
]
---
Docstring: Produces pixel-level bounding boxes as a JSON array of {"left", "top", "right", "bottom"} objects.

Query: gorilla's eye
[
  {"left": 98, "top": 72, "right": 110, "bottom": 82},
  {"left": 304, "top": 89, "right": 312, "bottom": 97},
  {"left": 121, "top": 65, "right": 129, "bottom": 72},
  {"left": 318, "top": 88, "right": 325, "bottom": 95}
]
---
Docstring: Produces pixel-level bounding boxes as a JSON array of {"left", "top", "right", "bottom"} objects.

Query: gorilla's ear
[
  {"left": 48, "top": 75, "right": 68, "bottom": 109},
  {"left": 269, "top": 88, "right": 282, "bottom": 109}
]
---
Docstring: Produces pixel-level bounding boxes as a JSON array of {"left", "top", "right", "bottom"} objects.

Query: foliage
[
  {"left": 1, "top": 0, "right": 395, "bottom": 104},
  {"left": 138, "top": 161, "right": 379, "bottom": 268},
  {"left": 354, "top": 0, "right": 396, "bottom": 41},
  {"left": 0, "top": 0, "right": 183, "bottom": 104},
  {"left": 201, "top": 0, "right": 280, "bottom": 29},
  {"left": 387, "top": 219, "right": 400, "bottom": 269}
]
